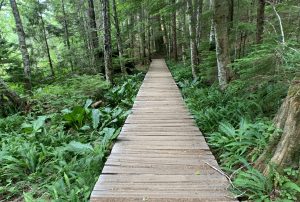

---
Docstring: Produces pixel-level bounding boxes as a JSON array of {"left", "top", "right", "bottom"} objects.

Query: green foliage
[
  {"left": 233, "top": 167, "right": 300, "bottom": 201},
  {"left": 167, "top": 54, "right": 298, "bottom": 201},
  {"left": 208, "top": 119, "right": 278, "bottom": 171},
  {"left": 0, "top": 73, "right": 143, "bottom": 201}
]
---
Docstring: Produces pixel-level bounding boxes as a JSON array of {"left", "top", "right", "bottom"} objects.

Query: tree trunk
[
  {"left": 147, "top": 12, "right": 152, "bottom": 62},
  {"left": 139, "top": 8, "right": 146, "bottom": 65},
  {"left": 9, "top": 0, "right": 32, "bottom": 91},
  {"left": 154, "top": 14, "right": 165, "bottom": 55},
  {"left": 195, "top": 0, "right": 203, "bottom": 50},
  {"left": 0, "top": 77, "right": 25, "bottom": 109},
  {"left": 61, "top": 0, "right": 74, "bottom": 71},
  {"left": 112, "top": 0, "right": 126, "bottom": 73},
  {"left": 102, "top": 0, "right": 113, "bottom": 83},
  {"left": 255, "top": 79, "right": 300, "bottom": 174},
  {"left": 39, "top": 10, "right": 55, "bottom": 77},
  {"left": 172, "top": 0, "right": 178, "bottom": 61},
  {"left": 88, "top": 0, "right": 103, "bottom": 73},
  {"left": 209, "top": 0, "right": 216, "bottom": 51},
  {"left": 214, "top": 0, "right": 231, "bottom": 90},
  {"left": 256, "top": 0, "right": 265, "bottom": 44},
  {"left": 187, "top": 0, "right": 199, "bottom": 79}
]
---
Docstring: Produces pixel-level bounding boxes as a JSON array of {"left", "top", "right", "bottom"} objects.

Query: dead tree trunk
[{"left": 9, "top": 0, "right": 32, "bottom": 91}]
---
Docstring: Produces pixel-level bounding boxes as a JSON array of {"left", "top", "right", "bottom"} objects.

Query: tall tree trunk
[
  {"left": 187, "top": 0, "right": 199, "bottom": 79},
  {"left": 88, "top": 0, "right": 103, "bottom": 73},
  {"left": 154, "top": 14, "right": 165, "bottom": 55},
  {"left": 214, "top": 0, "right": 231, "bottom": 90},
  {"left": 180, "top": 0, "right": 188, "bottom": 64},
  {"left": 195, "top": 0, "right": 203, "bottom": 50},
  {"left": 139, "top": 8, "right": 146, "bottom": 65},
  {"left": 172, "top": 0, "right": 178, "bottom": 61},
  {"left": 9, "top": 0, "right": 32, "bottom": 91},
  {"left": 61, "top": 0, "right": 73, "bottom": 71},
  {"left": 209, "top": 0, "right": 215, "bottom": 50},
  {"left": 256, "top": 0, "right": 265, "bottom": 44},
  {"left": 102, "top": 0, "right": 113, "bottom": 83},
  {"left": 112, "top": 0, "right": 126, "bottom": 73},
  {"left": 39, "top": 10, "right": 55, "bottom": 77},
  {"left": 228, "top": 0, "right": 234, "bottom": 31},
  {"left": 147, "top": 12, "right": 152, "bottom": 62},
  {"left": 161, "top": 16, "right": 170, "bottom": 58},
  {"left": 0, "top": 77, "right": 25, "bottom": 109}
]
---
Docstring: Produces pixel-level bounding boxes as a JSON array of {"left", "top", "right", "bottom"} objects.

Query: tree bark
[
  {"left": 209, "top": 0, "right": 216, "bottom": 51},
  {"left": 256, "top": 0, "right": 265, "bottom": 44},
  {"left": 255, "top": 79, "right": 300, "bottom": 174},
  {"left": 38, "top": 8, "right": 55, "bottom": 77},
  {"left": 154, "top": 14, "right": 165, "bottom": 55},
  {"left": 139, "top": 7, "right": 147, "bottom": 65},
  {"left": 112, "top": 0, "right": 126, "bottom": 73},
  {"left": 9, "top": 0, "right": 32, "bottom": 91},
  {"left": 214, "top": 0, "right": 231, "bottom": 90},
  {"left": 172, "top": 0, "right": 178, "bottom": 61},
  {"left": 102, "top": 0, "right": 113, "bottom": 83},
  {"left": 187, "top": 0, "right": 199, "bottom": 79},
  {"left": 61, "top": 0, "right": 74, "bottom": 71},
  {"left": 195, "top": 0, "right": 203, "bottom": 50},
  {"left": 88, "top": 0, "right": 103, "bottom": 73}
]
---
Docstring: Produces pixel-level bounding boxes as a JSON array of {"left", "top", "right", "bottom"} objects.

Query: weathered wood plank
[{"left": 90, "top": 59, "right": 235, "bottom": 201}]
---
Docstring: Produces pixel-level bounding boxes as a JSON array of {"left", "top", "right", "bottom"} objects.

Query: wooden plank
[{"left": 90, "top": 59, "right": 235, "bottom": 202}]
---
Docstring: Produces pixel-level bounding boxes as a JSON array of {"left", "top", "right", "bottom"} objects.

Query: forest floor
[{"left": 0, "top": 72, "right": 145, "bottom": 201}]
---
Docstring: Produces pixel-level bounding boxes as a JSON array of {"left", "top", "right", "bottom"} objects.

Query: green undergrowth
[
  {"left": 0, "top": 72, "right": 145, "bottom": 201},
  {"left": 167, "top": 44, "right": 300, "bottom": 201}
]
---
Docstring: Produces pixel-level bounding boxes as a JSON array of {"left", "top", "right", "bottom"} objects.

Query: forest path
[{"left": 90, "top": 59, "right": 235, "bottom": 202}]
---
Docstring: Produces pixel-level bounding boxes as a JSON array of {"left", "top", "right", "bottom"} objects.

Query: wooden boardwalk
[{"left": 91, "top": 59, "right": 235, "bottom": 202}]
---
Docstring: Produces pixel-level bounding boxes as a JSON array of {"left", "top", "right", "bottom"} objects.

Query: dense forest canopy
[{"left": 0, "top": 0, "right": 300, "bottom": 201}]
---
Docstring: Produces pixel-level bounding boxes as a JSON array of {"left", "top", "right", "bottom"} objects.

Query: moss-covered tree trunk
[{"left": 255, "top": 78, "right": 300, "bottom": 174}]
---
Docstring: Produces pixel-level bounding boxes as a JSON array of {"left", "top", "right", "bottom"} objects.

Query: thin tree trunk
[
  {"left": 195, "top": 0, "right": 203, "bottom": 50},
  {"left": 139, "top": 8, "right": 146, "bottom": 65},
  {"left": 102, "top": 0, "right": 113, "bottom": 83},
  {"left": 112, "top": 0, "right": 126, "bottom": 73},
  {"left": 256, "top": 0, "right": 265, "bottom": 44},
  {"left": 147, "top": 12, "right": 152, "bottom": 62},
  {"left": 214, "top": 0, "right": 231, "bottom": 90},
  {"left": 9, "top": 0, "right": 32, "bottom": 91},
  {"left": 209, "top": 0, "right": 215, "bottom": 50},
  {"left": 88, "top": 0, "right": 103, "bottom": 73},
  {"left": 161, "top": 16, "right": 170, "bottom": 58},
  {"left": 187, "top": 0, "right": 199, "bottom": 79},
  {"left": 61, "top": 0, "right": 74, "bottom": 71},
  {"left": 39, "top": 10, "right": 55, "bottom": 77},
  {"left": 180, "top": 0, "right": 188, "bottom": 64},
  {"left": 172, "top": 0, "right": 178, "bottom": 61},
  {"left": 154, "top": 14, "right": 165, "bottom": 55},
  {"left": 270, "top": 2, "right": 285, "bottom": 44}
]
